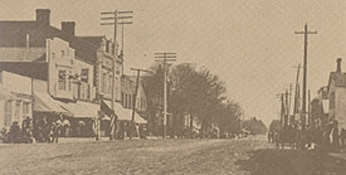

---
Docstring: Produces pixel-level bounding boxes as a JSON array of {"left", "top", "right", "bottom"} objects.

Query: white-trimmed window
[
  {"left": 58, "top": 70, "right": 67, "bottom": 90},
  {"left": 4, "top": 100, "right": 12, "bottom": 127},
  {"left": 81, "top": 69, "right": 89, "bottom": 83}
]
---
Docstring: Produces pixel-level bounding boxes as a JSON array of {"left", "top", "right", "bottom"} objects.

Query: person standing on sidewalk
[{"left": 51, "top": 117, "right": 63, "bottom": 143}]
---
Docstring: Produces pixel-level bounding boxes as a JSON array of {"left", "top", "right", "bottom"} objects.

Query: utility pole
[
  {"left": 295, "top": 24, "right": 317, "bottom": 131},
  {"left": 155, "top": 52, "right": 177, "bottom": 139},
  {"left": 308, "top": 90, "right": 311, "bottom": 128},
  {"left": 285, "top": 90, "right": 289, "bottom": 126},
  {"left": 130, "top": 68, "right": 148, "bottom": 138},
  {"left": 292, "top": 64, "right": 301, "bottom": 124},
  {"left": 277, "top": 93, "right": 286, "bottom": 127},
  {"left": 288, "top": 84, "right": 292, "bottom": 114},
  {"left": 101, "top": 10, "right": 133, "bottom": 140}
]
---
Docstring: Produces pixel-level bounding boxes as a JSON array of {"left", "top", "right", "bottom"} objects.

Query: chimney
[
  {"left": 337, "top": 58, "right": 342, "bottom": 73},
  {"left": 61, "top": 21, "right": 76, "bottom": 36},
  {"left": 36, "top": 9, "right": 50, "bottom": 25}
]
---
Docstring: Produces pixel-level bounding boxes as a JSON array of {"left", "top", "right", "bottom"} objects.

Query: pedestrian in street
[
  {"left": 0, "top": 127, "right": 9, "bottom": 143},
  {"left": 268, "top": 131, "right": 272, "bottom": 143},
  {"left": 42, "top": 117, "right": 51, "bottom": 143},
  {"left": 331, "top": 121, "right": 340, "bottom": 152},
  {"left": 51, "top": 117, "right": 63, "bottom": 143}
]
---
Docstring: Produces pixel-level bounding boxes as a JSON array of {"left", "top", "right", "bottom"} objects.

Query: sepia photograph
[{"left": 1, "top": 0, "right": 346, "bottom": 174}]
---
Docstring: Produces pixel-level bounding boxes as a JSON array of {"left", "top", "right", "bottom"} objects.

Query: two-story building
[
  {"left": 0, "top": 9, "right": 102, "bottom": 137},
  {"left": 121, "top": 75, "right": 147, "bottom": 112},
  {"left": 327, "top": 58, "right": 346, "bottom": 129},
  {"left": 0, "top": 9, "right": 146, "bottom": 138}
]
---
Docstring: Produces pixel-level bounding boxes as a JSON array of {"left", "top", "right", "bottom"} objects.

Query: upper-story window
[
  {"left": 23, "top": 102, "right": 30, "bottom": 118},
  {"left": 58, "top": 70, "right": 67, "bottom": 90},
  {"left": 102, "top": 72, "right": 108, "bottom": 93},
  {"left": 81, "top": 69, "right": 89, "bottom": 83},
  {"left": 108, "top": 74, "right": 112, "bottom": 94}
]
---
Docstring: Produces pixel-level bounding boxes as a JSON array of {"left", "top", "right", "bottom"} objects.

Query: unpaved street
[{"left": 1, "top": 136, "right": 346, "bottom": 175}]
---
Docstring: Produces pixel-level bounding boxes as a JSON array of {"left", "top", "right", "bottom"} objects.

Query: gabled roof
[
  {"left": 328, "top": 72, "right": 346, "bottom": 88},
  {"left": 0, "top": 20, "right": 99, "bottom": 64}
]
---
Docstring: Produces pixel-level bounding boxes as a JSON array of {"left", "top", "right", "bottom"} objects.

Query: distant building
[
  {"left": 311, "top": 86, "right": 329, "bottom": 129},
  {"left": 327, "top": 58, "right": 346, "bottom": 128},
  {"left": 121, "top": 75, "right": 147, "bottom": 112}
]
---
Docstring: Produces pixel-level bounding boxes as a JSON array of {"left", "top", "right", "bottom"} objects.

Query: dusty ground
[{"left": 1, "top": 136, "right": 346, "bottom": 175}]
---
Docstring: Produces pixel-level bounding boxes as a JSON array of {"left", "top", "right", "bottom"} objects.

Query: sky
[{"left": 1, "top": 0, "right": 346, "bottom": 126}]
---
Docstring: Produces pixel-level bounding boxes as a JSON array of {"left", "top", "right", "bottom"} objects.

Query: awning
[
  {"left": 34, "top": 92, "right": 68, "bottom": 114},
  {"left": 103, "top": 100, "right": 147, "bottom": 124},
  {"left": 0, "top": 84, "right": 12, "bottom": 100},
  {"left": 60, "top": 101, "right": 100, "bottom": 118}
]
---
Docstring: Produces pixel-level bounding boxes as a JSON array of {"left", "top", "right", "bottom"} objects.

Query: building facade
[
  {"left": 327, "top": 58, "right": 346, "bottom": 129},
  {"left": 0, "top": 71, "right": 33, "bottom": 129}
]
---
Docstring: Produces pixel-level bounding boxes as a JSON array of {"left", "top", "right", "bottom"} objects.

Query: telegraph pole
[
  {"left": 292, "top": 64, "right": 301, "bottom": 124},
  {"left": 130, "top": 68, "right": 148, "bottom": 138},
  {"left": 155, "top": 52, "right": 177, "bottom": 139},
  {"left": 308, "top": 89, "right": 311, "bottom": 128},
  {"left": 101, "top": 10, "right": 133, "bottom": 140},
  {"left": 295, "top": 24, "right": 317, "bottom": 130}
]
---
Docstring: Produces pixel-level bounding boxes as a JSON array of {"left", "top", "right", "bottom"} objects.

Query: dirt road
[{"left": 1, "top": 136, "right": 346, "bottom": 175}]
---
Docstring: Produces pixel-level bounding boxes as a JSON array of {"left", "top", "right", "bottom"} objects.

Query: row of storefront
[
  {"left": 0, "top": 71, "right": 147, "bottom": 139},
  {"left": 0, "top": 8, "right": 149, "bottom": 140}
]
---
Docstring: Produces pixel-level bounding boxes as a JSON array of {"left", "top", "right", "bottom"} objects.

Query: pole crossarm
[
  {"left": 101, "top": 23, "right": 116, "bottom": 25},
  {"left": 118, "top": 22, "right": 133, "bottom": 25},
  {"left": 101, "top": 17, "right": 116, "bottom": 20},
  {"left": 101, "top": 11, "right": 116, "bottom": 15},
  {"left": 118, "top": 16, "right": 133, "bottom": 20},
  {"left": 118, "top": 10, "right": 133, "bottom": 14},
  {"left": 295, "top": 31, "right": 317, "bottom": 35},
  {"left": 130, "top": 68, "right": 149, "bottom": 72}
]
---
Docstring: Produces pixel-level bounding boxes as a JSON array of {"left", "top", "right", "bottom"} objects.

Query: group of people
[
  {"left": 268, "top": 120, "right": 346, "bottom": 152},
  {"left": 34, "top": 116, "right": 64, "bottom": 143},
  {"left": 0, "top": 117, "right": 33, "bottom": 143},
  {"left": 0, "top": 116, "right": 65, "bottom": 144}
]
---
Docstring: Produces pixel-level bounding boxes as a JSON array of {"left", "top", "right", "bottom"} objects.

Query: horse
[{"left": 276, "top": 126, "right": 299, "bottom": 150}]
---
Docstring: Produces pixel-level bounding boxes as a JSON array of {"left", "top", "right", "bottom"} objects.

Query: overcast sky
[{"left": 1, "top": 0, "right": 346, "bottom": 125}]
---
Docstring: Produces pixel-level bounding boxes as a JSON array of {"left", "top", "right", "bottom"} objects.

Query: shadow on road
[{"left": 235, "top": 149, "right": 346, "bottom": 175}]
